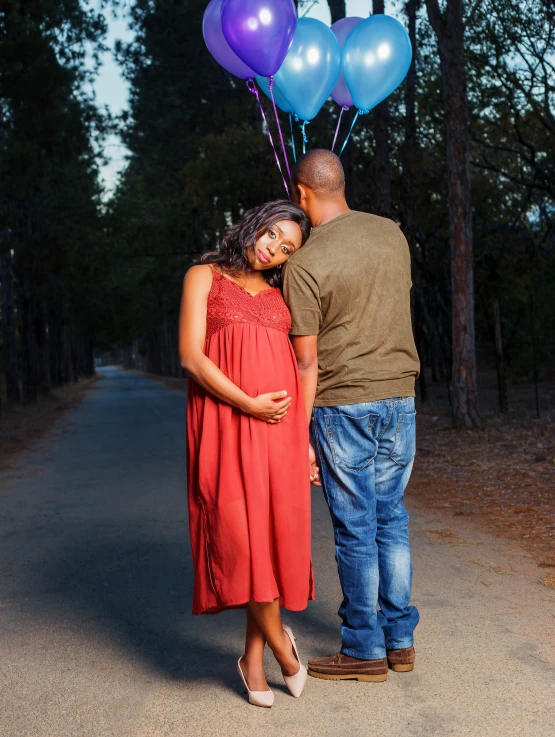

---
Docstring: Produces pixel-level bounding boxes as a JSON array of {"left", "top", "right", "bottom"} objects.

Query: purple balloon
[
  {"left": 221, "top": 0, "right": 297, "bottom": 77},
  {"left": 331, "top": 17, "right": 363, "bottom": 107},
  {"left": 203, "top": 0, "right": 256, "bottom": 79}
]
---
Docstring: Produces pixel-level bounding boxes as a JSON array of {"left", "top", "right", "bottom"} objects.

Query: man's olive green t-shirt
[{"left": 282, "top": 210, "right": 420, "bottom": 407}]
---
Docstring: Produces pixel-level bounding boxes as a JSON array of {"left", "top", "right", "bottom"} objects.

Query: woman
[{"left": 179, "top": 200, "right": 317, "bottom": 708}]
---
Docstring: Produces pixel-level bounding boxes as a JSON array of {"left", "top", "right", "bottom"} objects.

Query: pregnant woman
[{"left": 179, "top": 201, "right": 317, "bottom": 708}]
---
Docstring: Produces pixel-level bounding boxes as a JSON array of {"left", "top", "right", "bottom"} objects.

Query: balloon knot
[{"left": 359, "top": 109, "right": 370, "bottom": 115}]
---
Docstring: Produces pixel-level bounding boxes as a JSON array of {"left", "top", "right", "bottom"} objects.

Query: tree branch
[{"left": 424, "top": 0, "right": 446, "bottom": 39}]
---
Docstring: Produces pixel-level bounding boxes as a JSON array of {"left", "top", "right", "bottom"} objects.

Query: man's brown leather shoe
[
  {"left": 386, "top": 646, "right": 415, "bottom": 672},
  {"left": 308, "top": 653, "right": 388, "bottom": 682}
]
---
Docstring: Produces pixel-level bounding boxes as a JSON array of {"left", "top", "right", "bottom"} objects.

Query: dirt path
[
  {"left": 1, "top": 368, "right": 553, "bottom": 737},
  {"left": 412, "top": 382, "right": 555, "bottom": 575}
]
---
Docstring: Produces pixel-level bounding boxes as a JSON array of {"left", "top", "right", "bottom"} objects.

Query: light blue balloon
[
  {"left": 255, "top": 76, "right": 292, "bottom": 113},
  {"left": 274, "top": 18, "right": 341, "bottom": 122},
  {"left": 343, "top": 15, "right": 412, "bottom": 112}
]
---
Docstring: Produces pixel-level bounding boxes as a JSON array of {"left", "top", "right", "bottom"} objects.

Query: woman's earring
[{"left": 277, "top": 264, "right": 282, "bottom": 269}]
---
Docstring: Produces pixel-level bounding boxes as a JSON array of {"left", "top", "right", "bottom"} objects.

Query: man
[{"left": 283, "top": 149, "right": 420, "bottom": 683}]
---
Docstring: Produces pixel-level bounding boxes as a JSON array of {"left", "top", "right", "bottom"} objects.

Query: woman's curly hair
[{"left": 201, "top": 200, "right": 311, "bottom": 287}]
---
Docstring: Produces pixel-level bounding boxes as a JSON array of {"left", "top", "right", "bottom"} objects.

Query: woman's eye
[
  {"left": 281, "top": 245, "right": 290, "bottom": 254},
  {"left": 268, "top": 229, "right": 277, "bottom": 239}
]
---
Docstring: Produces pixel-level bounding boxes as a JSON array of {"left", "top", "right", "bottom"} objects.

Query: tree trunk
[
  {"left": 325, "top": 0, "right": 355, "bottom": 204},
  {"left": 425, "top": 0, "right": 481, "bottom": 427},
  {"left": 401, "top": 0, "right": 418, "bottom": 249},
  {"left": 61, "top": 324, "right": 73, "bottom": 384},
  {"left": 372, "top": 0, "right": 391, "bottom": 218},
  {"left": 529, "top": 292, "right": 540, "bottom": 418},
  {"left": 327, "top": 0, "right": 346, "bottom": 24},
  {"left": 402, "top": 0, "right": 425, "bottom": 400},
  {"left": 18, "top": 278, "right": 41, "bottom": 403},
  {"left": 493, "top": 298, "right": 507, "bottom": 413},
  {"left": 326, "top": 0, "right": 355, "bottom": 205},
  {"left": 70, "top": 326, "right": 79, "bottom": 382},
  {"left": 0, "top": 251, "right": 20, "bottom": 404},
  {"left": 414, "top": 295, "right": 428, "bottom": 402},
  {"left": 48, "top": 308, "right": 62, "bottom": 386},
  {"left": 37, "top": 300, "right": 50, "bottom": 395}
]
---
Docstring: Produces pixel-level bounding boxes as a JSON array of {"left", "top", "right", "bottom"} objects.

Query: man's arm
[
  {"left": 291, "top": 335, "right": 321, "bottom": 487},
  {"left": 291, "top": 335, "right": 318, "bottom": 423},
  {"left": 283, "top": 264, "right": 322, "bottom": 485}
]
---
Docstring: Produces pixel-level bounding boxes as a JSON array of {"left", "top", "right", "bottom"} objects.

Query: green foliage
[
  {"left": 104, "top": 0, "right": 554, "bottom": 380},
  {"left": 0, "top": 0, "right": 108, "bottom": 397},
  {"left": 2, "top": 0, "right": 553, "bottom": 388}
]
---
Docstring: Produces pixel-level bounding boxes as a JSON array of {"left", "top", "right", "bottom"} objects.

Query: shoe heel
[
  {"left": 282, "top": 625, "right": 308, "bottom": 698},
  {"left": 390, "top": 663, "right": 414, "bottom": 672},
  {"left": 237, "top": 657, "right": 274, "bottom": 708}
]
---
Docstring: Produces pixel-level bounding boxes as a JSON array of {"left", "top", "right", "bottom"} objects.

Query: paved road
[{"left": 1, "top": 368, "right": 553, "bottom": 737}]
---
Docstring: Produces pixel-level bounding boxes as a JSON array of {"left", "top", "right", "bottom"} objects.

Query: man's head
[{"left": 291, "top": 149, "right": 348, "bottom": 226}]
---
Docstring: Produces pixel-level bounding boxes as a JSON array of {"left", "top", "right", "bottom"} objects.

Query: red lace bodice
[{"left": 205, "top": 268, "right": 292, "bottom": 341}]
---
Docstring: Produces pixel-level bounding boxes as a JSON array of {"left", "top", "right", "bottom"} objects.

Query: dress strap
[{"left": 207, "top": 263, "right": 222, "bottom": 280}]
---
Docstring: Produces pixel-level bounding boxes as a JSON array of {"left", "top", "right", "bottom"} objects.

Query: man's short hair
[{"left": 292, "top": 149, "right": 345, "bottom": 197}]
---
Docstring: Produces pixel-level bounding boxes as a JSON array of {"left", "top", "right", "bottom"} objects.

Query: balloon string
[
  {"left": 332, "top": 106, "right": 349, "bottom": 153},
  {"left": 246, "top": 79, "right": 290, "bottom": 199},
  {"left": 339, "top": 109, "right": 368, "bottom": 157},
  {"left": 301, "top": 120, "right": 309, "bottom": 154},
  {"left": 268, "top": 76, "right": 291, "bottom": 182},
  {"left": 289, "top": 113, "right": 297, "bottom": 163}
]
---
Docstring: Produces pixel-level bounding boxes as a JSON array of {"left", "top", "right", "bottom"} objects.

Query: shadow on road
[
  {"left": 32, "top": 526, "right": 341, "bottom": 691},
  {"left": 35, "top": 532, "right": 244, "bottom": 691}
]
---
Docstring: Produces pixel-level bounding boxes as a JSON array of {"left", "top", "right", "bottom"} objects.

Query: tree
[
  {"left": 0, "top": 0, "right": 106, "bottom": 404},
  {"left": 103, "top": 0, "right": 554, "bottom": 412},
  {"left": 326, "top": 0, "right": 346, "bottom": 24},
  {"left": 107, "top": 0, "right": 283, "bottom": 374},
  {"left": 424, "top": 0, "right": 481, "bottom": 427},
  {"left": 372, "top": 0, "right": 392, "bottom": 218},
  {"left": 401, "top": 0, "right": 428, "bottom": 401}
]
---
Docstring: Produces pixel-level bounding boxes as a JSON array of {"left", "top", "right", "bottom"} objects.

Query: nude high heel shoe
[
  {"left": 282, "top": 625, "right": 308, "bottom": 698},
  {"left": 237, "top": 657, "right": 275, "bottom": 708}
]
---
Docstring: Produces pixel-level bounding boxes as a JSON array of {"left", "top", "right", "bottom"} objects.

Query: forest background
[{"left": 0, "top": 0, "right": 554, "bottom": 424}]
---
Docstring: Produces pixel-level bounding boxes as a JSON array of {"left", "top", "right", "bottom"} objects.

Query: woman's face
[{"left": 247, "top": 219, "right": 303, "bottom": 271}]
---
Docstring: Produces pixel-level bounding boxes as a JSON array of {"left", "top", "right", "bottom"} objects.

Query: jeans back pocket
[
  {"left": 325, "top": 412, "right": 379, "bottom": 473},
  {"left": 390, "top": 411, "right": 416, "bottom": 468}
]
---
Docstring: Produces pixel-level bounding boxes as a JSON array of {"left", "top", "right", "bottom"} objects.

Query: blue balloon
[
  {"left": 274, "top": 18, "right": 341, "bottom": 122},
  {"left": 343, "top": 15, "right": 412, "bottom": 112},
  {"left": 255, "top": 76, "right": 292, "bottom": 113}
]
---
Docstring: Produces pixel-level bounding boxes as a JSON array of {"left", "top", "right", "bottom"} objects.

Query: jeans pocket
[
  {"left": 390, "top": 411, "right": 417, "bottom": 468},
  {"left": 326, "top": 413, "right": 379, "bottom": 472}
]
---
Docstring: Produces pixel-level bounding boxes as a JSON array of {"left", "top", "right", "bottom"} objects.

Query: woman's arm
[{"left": 179, "top": 265, "right": 292, "bottom": 424}]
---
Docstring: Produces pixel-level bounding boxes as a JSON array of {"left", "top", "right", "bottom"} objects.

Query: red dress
[{"left": 187, "top": 268, "right": 315, "bottom": 614}]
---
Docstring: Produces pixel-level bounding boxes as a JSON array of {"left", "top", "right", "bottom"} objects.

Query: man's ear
[{"left": 297, "top": 183, "right": 308, "bottom": 204}]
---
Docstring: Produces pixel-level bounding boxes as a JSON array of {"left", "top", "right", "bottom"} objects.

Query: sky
[{"left": 93, "top": 1, "right": 398, "bottom": 194}]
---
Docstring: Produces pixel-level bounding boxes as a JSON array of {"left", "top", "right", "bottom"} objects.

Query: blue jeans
[{"left": 312, "top": 397, "right": 419, "bottom": 660}]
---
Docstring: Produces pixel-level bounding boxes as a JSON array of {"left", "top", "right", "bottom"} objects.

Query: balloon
[
  {"left": 274, "top": 18, "right": 341, "bottom": 122},
  {"left": 202, "top": 0, "right": 256, "bottom": 79},
  {"left": 331, "top": 17, "right": 363, "bottom": 108},
  {"left": 343, "top": 15, "right": 412, "bottom": 112},
  {"left": 255, "top": 76, "right": 292, "bottom": 113},
  {"left": 221, "top": 0, "right": 297, "bottom": 77}
]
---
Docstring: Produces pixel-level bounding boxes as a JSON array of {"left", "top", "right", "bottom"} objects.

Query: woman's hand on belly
[{"left": 246, "top": 391, "right": 292, "bottom": 424}]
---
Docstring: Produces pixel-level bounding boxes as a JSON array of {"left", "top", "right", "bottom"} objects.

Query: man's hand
[{"left": 309, "top": 443, "right": 321, "bottom": 486}]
